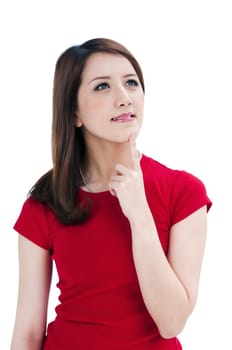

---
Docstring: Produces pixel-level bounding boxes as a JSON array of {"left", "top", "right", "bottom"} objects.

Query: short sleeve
[
  {"left": 14, "top": 197, "right": 52, "bottom": 251},
  {"left": 171, "top": 171, "right": 212, "bottom": 225}
]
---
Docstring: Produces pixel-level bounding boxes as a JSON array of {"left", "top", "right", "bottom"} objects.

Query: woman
[{"left": 11, "top": 38, "right": 212, "bottom": 350}]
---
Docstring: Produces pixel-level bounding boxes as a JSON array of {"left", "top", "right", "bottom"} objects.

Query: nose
[{"left": 114, "top": 86, "right": 132, "bottom": 108}]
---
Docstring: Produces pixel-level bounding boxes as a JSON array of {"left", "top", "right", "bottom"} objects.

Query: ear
[{"left": 74, "top": 113, "right": 82, "bottom": 128}]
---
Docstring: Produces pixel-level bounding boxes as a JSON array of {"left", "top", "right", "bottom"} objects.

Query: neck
[{"left": 81, "top": 140, "right": 138, "bottom": 192}]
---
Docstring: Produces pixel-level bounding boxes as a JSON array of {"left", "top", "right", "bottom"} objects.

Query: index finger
[{"left": 129, "top": 134, "right": 140, "bottom": 170}]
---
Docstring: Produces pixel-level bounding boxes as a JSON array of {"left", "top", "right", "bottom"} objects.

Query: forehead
[{"left": 81, "top": 52, "right": 136, "bottom": 81}]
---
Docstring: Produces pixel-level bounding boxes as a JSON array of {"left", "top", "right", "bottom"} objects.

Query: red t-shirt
[{"left": 14, "top": 155, "right": 212, "bottom": 350}]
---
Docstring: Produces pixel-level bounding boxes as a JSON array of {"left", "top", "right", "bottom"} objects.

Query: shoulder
[
  {"left": 141, "top": 154, "right": 212, "bottom": 222},
  {"left": 18, "top": 196, "right": 54, "bottom": 221},
  {"left": 141, "top": 154, "right": 206, "bottom": 188},
  {"left": 14, "top": 196, "right": 56, "bottom": 251},
  {"left": 141, "top": 154, "right": 181, "bottom": 187}
]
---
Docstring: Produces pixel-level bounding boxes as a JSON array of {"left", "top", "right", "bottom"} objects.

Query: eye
[
  {"left": 126, "top": 79, "right": 139, "bottom": 87},
  {"left": 94, "top": 82, "right": 110, "bottom": 91}
]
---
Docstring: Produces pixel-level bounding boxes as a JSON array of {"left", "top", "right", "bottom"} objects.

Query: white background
[{"left": 0, "top": 0, "right": 231, "bottom": 348}]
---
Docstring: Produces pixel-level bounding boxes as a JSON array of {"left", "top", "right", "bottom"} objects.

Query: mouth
[{"left": 111, "top": 113, "right": 136, "bottom": 123}]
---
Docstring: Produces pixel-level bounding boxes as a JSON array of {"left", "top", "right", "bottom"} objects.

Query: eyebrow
[{"left": 88, "top": 73, "right": 137, "bottom": 85}]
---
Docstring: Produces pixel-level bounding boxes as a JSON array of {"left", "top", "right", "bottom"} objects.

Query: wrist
[{"left": 129, "top": 207, "right": 155, "bottom": 232}]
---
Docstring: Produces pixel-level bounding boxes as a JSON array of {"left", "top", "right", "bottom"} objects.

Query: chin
[{"left": 115, "top": 132, "right": 140, "bottom": 144}]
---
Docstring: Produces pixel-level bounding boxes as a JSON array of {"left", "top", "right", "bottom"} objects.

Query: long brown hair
[{"left": 30, "top": 38, "right": 145, "bottom": 224}]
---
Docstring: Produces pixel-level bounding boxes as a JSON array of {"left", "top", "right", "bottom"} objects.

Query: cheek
[
  {"left": 136, "top": 89, "right": 144, "bottom": 102},
  {"left": 90, "top": 99, "right": 106, "bottom": 112},
  {"left": 137, "top": 93, "right": 145, "bottom": 111},
  {"left": 79, "top": 95, "right": 107, "bottom": 118}
]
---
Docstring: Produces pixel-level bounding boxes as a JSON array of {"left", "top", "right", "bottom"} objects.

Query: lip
[{"left": 111, "top": 112, "right": 136, "bottom": 122}]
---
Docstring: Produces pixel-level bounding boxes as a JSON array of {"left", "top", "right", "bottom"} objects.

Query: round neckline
[
  {"left": 79, "top": 187, "right": 113, "bottom": 201},
  {"left": 78, "top": 154, "right": 145, "bottom": 201}
]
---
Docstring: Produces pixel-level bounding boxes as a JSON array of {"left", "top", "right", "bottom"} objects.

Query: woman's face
[{"left": 76, "top": 52, "right": 144, "bottom": 145}]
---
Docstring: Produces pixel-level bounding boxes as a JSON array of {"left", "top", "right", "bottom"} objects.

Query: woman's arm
[
  {"left": 109, "top": 136, "right": 208, "bottom": 338},
  {"left": 11, "top": 235, "right": 52, "bottom": 350},
  {"left": 130, "top": 205, "right": 207, "bottom": 339}
]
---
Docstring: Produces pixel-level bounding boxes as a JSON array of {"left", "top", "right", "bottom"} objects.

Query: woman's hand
[{"left": 109, "top": 135, "right": 149, "bottom": 221}]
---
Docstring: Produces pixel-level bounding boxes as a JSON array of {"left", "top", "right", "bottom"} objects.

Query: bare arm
[
  {"left": 11, "top": 235, "right": 52, "bottom": 350},
  {"left": 109, "top": 135, "right": 208, "bottom": 338},
  {"left": 130, "top": 205, "right": 207, "bottom": 338}
]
